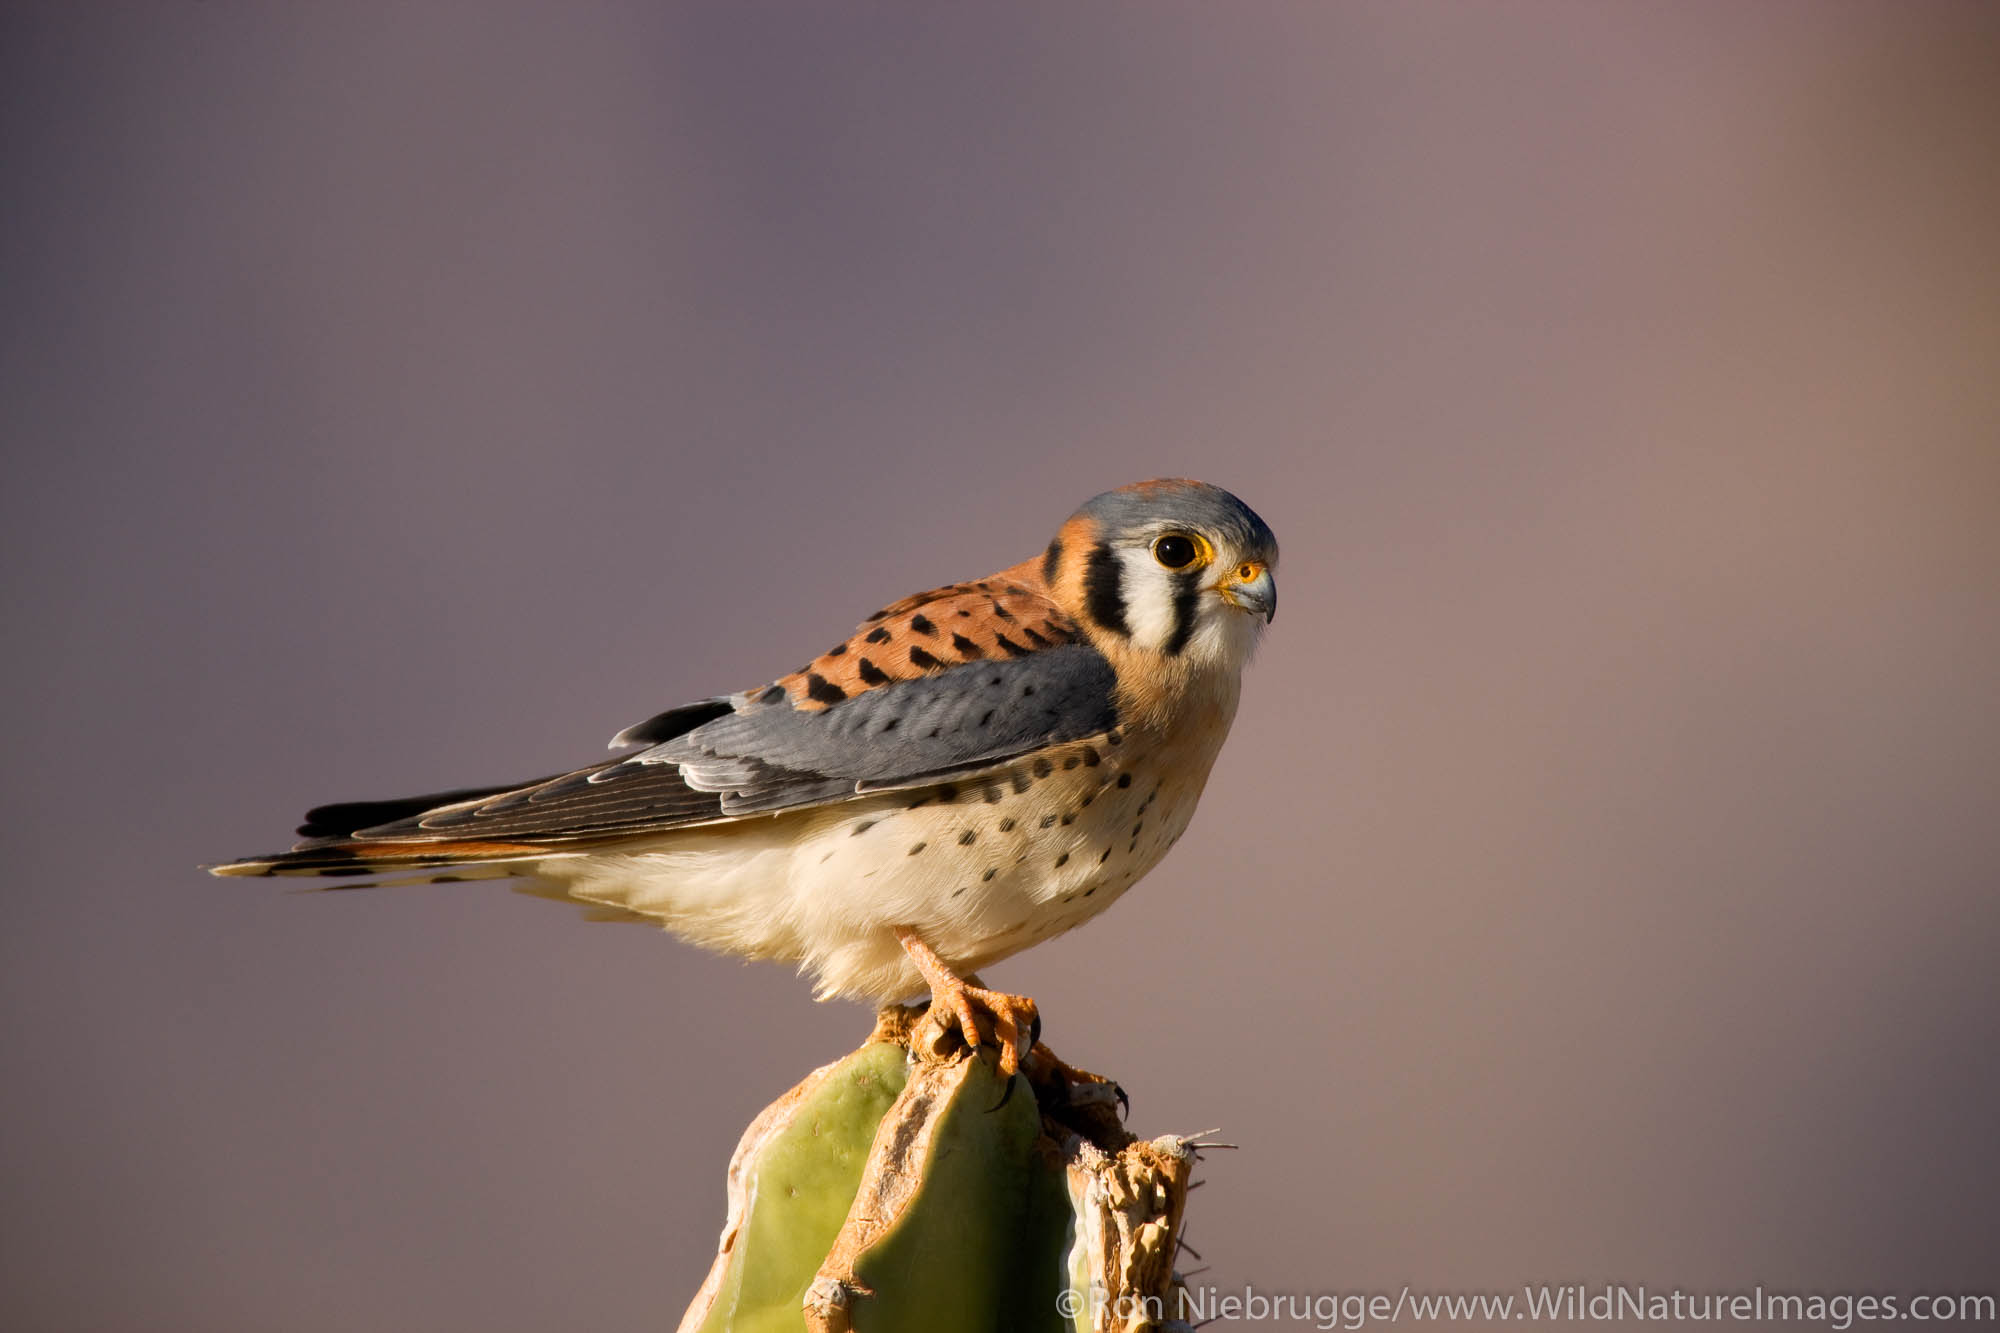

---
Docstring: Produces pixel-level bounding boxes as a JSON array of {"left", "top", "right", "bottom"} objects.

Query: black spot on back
[
  {"left": 909, "top": 614, "right": 937, "bottom": 636},
  {"left": 805, "top": 672, "right": 847, "bottom": 706},
  {"left": 857, "top": 657, "right": 890, "bottom": 686},
  {"left": 909, "top": 646, "right": 943, "bottom": 670}
]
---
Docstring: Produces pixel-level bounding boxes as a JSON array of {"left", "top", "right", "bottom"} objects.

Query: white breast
[{"left": 528, "top": 689, "right": 1240, "bottom": 1003}]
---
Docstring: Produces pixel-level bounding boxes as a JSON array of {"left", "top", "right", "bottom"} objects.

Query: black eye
[{"left": 1152, "top": 534, "right": 1199, "bottom": 569}]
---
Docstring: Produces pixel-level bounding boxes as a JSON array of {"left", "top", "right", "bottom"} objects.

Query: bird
[{"left": 212, "top": 478, "right": 1277, "bottom": 1076}]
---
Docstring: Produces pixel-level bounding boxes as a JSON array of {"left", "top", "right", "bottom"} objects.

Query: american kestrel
[{"left": 214, "top": 479, "right": 1277, "bottom": 1075}]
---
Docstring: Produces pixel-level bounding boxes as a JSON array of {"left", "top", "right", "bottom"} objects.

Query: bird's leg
[{"left": 893, "top": 926, "right": 1039, "bottom": 1078}]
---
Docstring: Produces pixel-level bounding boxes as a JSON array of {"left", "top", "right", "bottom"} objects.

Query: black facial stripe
[
  {"left": 1083, "top": 542, "right": 1130, "bottom": 637},
  {"left": 1164, "top": 567, "right": 1202, "bottom": 656},
  {"left": 1041, "top": 537, "right": 1063, "bottom": 587}
]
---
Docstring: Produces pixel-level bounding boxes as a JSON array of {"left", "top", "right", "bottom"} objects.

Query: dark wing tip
[
  {"left": 608, "top": 698, "right": 735, "bottom": 750},
  {"left": 294, "top": 778, "right": 562, "bottom": 841}
]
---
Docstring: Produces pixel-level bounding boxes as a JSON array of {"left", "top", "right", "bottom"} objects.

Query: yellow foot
[
  {"left": 893, "top": 927, "right": 1040, "bottom": 1077},
  {"left": 939, "top": 979, "right": 1040, "bottom": 1078}
]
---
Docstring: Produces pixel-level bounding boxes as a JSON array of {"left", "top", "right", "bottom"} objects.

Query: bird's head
[{"left": 1040, "top": 478, "right": 1278, "bottom": 692}]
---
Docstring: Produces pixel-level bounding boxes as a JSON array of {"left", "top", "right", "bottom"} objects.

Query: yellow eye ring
[{"left": 1151, "top": 532, "right": 1211, "bottom": 570}]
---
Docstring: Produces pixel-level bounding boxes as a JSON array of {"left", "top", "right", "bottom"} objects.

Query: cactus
[{"left": 677, "top": 1007, "right": 1197, "bottom": 1333}]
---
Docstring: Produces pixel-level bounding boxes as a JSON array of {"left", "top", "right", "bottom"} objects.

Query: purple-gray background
[{"left": 4, "top": 4, "right": 1996, "bottom": 1329}]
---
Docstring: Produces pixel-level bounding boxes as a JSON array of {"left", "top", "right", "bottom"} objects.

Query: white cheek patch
[
  {"left": 1115, "top": 548, "right": 1184, "bottom": 653},
  {"left": 1186, "top": 603, "right": 1262, "bottom": 667}
]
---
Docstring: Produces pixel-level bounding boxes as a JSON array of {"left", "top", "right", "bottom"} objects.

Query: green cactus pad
[
  {"left": 681, "top": 1037, "right": 910, "bottom": 1333},
  {"left": 679, "top": 1008, "right": 1194, "bottom": 1333}
]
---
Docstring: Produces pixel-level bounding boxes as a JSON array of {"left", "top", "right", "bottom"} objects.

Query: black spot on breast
[
  {"left": 857, "top": 657, "right": 890, "bottom": 686},
  {"left": 982, "top": 867, "right": 997, "bottom": 882},
  {"left": 1032, "top": 758, "right": 1053, "bottom": 778},
  {"left": 998, "top": 818, "right": 1016, "bottom": 832},
  {"left": 1063, "top": 756, "right": 1080, "bottom": 770},
  {"left": 950, "top": 633, "right": 983, "bottom": 658},
  {"left": 958, "top": 829, "right": 977, "bottom": 846},
  {"left": 937, "top": 784, "right": 958, "bottom": 802},
  {"left": 1010, "top": 771, "right": 1033, "bottom": 794},
  {"left": 1055, "top": 852, "right": 1069, "bottom": 867},
  {"left": 908, "top": 841, "right": 927, "bottom": 855},
  {"left": 1085, "top": 885, "right": 1098, "bottom": 895},
  {"left": 1040, "top": 814, "right": 1058, "bottom": 829},
  {"left": 1116, "top": 773, "right": 1133, "bottom": 788},
  {"left": 909, "top": 614, "right": 937, "bottom": 636},
  {"left": 805, "top": 672, "right": 847, "bottom": 705},
  {"left": 851, "top": 820, "right": 877, "bottom": 835},
  {"left": 1082, "top": 746, "right": 1101, "bottom": 766},
  {"left": 981, "top": 784, "right": 1002, "bottom": 804},
  {"left": 909, "top": 646, "right": 943, "bottom": 670}
]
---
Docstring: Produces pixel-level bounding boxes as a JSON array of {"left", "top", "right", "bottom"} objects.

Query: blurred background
[{"left": 3, "top": 3, "right": 1996, "bottom": 1329}]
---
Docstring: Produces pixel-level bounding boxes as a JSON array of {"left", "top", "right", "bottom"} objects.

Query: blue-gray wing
[
  {"left": 326, "top": 643, "right": 1118, "bottom": 846},
  {"left": 644, "top": 643, "right": 1119, "bottom": 813}
]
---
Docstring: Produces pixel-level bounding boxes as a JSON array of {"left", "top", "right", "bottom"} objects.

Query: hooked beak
[{"left": 1216, "top": 561, "right": 1277, "bottom": 624}]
